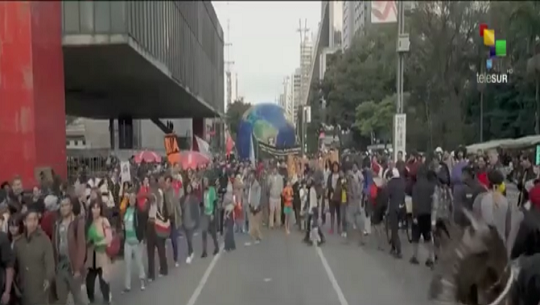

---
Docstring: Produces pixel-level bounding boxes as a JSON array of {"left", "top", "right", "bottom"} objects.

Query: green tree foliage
[
  {"left": 225, "top": 98, "right": 251, "bottom": 142},
  {"left": 354, "top": 93, "right": 409, "bottom": 140},
  {"left": 323, "top": 1, "right": 540, "bottom": 151}
]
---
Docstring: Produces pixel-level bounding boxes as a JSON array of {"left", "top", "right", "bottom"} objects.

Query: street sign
[{"left": 393, "top": 114, "right": 406, "bottom": 161}]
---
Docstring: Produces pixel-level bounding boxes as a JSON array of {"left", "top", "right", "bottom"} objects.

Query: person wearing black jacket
[
  {"left": 454, "top": 166, "right": 486, "bottom": 227},
  {"left": 387, "top": 168, "right": 406, "bottom": 259},
  {"left": 410, "top": 166, "right": 436, "bottom": 267},
  {"left": 0, "top": 228, "right": 14, "bottom": 305},
  {"left": 292, "top": 179, "right": 301, "bottom": 230},
  {"left": 518, "top": 155, "right": 536, "bottom": 206},
  {"left": 217, "top": 167, "right": 229, "bottom": 235}
]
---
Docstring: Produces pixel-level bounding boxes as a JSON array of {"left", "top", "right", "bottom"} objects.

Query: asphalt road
[
  {"left": 89, "top": 226, "right": 435, "bottom": 305},
  {"left": 89, "top": 184, "right": 522, "bottom": 305}
]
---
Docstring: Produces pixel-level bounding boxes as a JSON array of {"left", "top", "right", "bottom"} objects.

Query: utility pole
[{"left": 394, "top": 1, "right": 410, "bottom": 161}]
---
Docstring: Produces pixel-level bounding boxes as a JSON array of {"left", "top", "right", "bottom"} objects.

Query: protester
[
  {"left": 0, "top": 216, "right": 15, "bottom": 305},
  {"left": 201, "top": 177, "right": 219, "bottom": 257},
  {"left": 122, "top": 188, "right": 146, "bottom": 293},
  {"left": 247, "top": 172, "right": 262, "bottom": 244},
  {"left": 327, "top": 162, "right": 342, "bottom": 235},
  {"left": 14, "top": 209, "right": 54, "bottom": 305},
  {"left": 51, "top": 197, "right": 86, "bottom": 305},
  {"left": 386, "top": 168, "right": 406, "bottom": 259},
  {"left": 146, "top": 189, "right": 168, "bottom": 280},
  {"left": 163, "top": 175, "right": 181, "bottom": 267},
  {"left": 223, "top": 202, "right": 236, "bottom": 252},
  {"left": 267, "top": 167, "right": 283, "bottom": 229},
  {"left": 282, "top": 180, "right": 294, "bottom": 235},
  {"left": 181, "top": 184, "right": 199, "bottom": 263},
  {"left": 303, "top": 177, "right": 325, "bottom": 245},
  {"left": 345, "top": 169, "right": 365, "bottom": 245},
  {"left": 410, "top": 166, "right": 435, "bottom": 267},
  {"left": 473, "top": 170, "right": 510, "bottom": 244},
  {"left": 85, "top": 201, "right": 112, "bottom": 304}
]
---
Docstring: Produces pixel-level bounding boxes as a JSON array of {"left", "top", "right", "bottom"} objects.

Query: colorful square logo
[
  {"left": 495, "top": 40, "right": 506, "bottom": 57},
  {"left": 479, "top": 23, "right": 506, "bottom": 72}
]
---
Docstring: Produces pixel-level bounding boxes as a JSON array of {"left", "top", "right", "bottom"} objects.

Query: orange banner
[{"left": 164, "top": 134, "right": 181, "bottom": 164}]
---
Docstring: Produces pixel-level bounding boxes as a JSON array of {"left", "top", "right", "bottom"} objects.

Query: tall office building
[
  {"left": 299, "top": 37, "right": 313, "bottom": 109},
  {"left": 292, "top": 68, "right": 302, "bottom": 126},
  {"left": 329, "top": 1, "right": 343, "bottom": 48},
  {"left": 342, "top": 1, "right": 370, "bottom": 50},
  {"left": 280, "top": 76, "right": 295, "bottom": 123},
  {"left": 225, "top": 72, "right": 239, "bottom": 109}
]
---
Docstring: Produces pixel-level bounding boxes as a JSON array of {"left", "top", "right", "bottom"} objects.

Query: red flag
[{"left": 226, "top": 131, "right": 235, "bottom": 157}]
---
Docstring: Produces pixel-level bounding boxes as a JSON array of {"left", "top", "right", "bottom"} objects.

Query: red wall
[{"left": 0, "top": 2, "right": 66, "bottom": 186}]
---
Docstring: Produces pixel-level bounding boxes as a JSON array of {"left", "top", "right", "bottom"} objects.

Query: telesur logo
[{"left": 476, "top": 23, "right": 511, "bottom": 84}]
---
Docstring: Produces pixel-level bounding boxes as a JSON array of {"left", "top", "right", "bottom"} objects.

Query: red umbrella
[
  {"left": 179, "top": 151, "right": 210, "bottom": 170},
  {"left": 133, "top": 151, "right": 162, "bottom": 164}
]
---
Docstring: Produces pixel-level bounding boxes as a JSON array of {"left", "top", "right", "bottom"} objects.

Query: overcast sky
[{"left": 212, "top": 1, "right": 321, "bottom": 104}]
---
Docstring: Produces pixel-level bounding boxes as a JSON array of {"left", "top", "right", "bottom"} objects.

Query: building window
[
  {"left": 74, "top": 140, "right": 78, "bottom": 146},
  {"left": 82, "top": 140, "right": 86, "bottom": 146}
]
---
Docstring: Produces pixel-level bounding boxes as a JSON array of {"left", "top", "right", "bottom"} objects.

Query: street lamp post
[{"left": 394, "top": 1, "right": 410, "bottom": 161}]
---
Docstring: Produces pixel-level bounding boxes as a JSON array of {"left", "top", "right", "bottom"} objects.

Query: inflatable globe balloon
[{"left": 237, "top": 103, "right": 296, "bottom": 160}]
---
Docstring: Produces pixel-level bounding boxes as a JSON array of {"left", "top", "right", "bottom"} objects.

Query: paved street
[
  {"left": 93, "top": 184, "right": 522, "bottom": 305},
  {"left": 101, "top": 227, "right": 435, "bottom": 305}
]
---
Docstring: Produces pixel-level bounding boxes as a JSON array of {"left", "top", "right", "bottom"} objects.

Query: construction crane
[{"left": 297, "top": 18, "right": 309, "bottom": 46}]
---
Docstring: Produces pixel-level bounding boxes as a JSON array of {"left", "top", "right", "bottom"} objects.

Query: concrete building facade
[
  {"left": 292, "top": 68, "right": 302, "bottom": 126},
  {"left": 342, "top": 1, "right": 370, "bottom": 50}
]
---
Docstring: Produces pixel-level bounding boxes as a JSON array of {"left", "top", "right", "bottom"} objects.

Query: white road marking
[
  {"left": 263, "top": 278, "right": 272, "bottom": 282},
  {"left": 316, "top": 247, "right": 350, "bottom": 305},
  {"left": 185, "top": 245, "right": 224, "bottom": 305}
]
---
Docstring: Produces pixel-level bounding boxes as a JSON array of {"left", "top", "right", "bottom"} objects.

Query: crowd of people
[{"left": 0, "top": 144, "right": 539, "bottom": 305}]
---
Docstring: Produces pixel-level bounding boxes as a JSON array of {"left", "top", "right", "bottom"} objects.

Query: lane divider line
[{"left": 316, "top": 247, "right": 350, "bottom": 305}]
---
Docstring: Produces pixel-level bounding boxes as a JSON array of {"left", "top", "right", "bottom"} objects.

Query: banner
[
  {"left": 120, "top": 161, "right": 131, "bottom": 183},
  {"left": 393, "top": 114, "right": 406, "bottom": 162},
  {"left": 258, "top": 141, "right": 301, "bottom": 156},
  {"left": 195, "top": 135, "right": 212, "bottom": 159},
  {"left": 164, "top": 134, "right": 181, "bottom": 164}
]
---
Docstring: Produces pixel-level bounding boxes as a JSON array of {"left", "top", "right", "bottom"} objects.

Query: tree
[
  {"left": 321, "top": 25, "right": 397, "bottom": 132},
  {"left": 323, "top": 1, "right": 540, "bottom": 151},
  {"left": 354, "top": 94, "right": 409, "bottom": 141},
  {"left": 225, "top": 98, "right": 251, "bottom": 142}
]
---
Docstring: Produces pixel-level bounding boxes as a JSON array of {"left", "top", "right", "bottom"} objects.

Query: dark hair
[
  {"left": 7, "top": 214, "right": 24, "bottom": 242},
  {"left": 331, "top": 161, "right": 340, "bottom": 172},
  {"left": 462, "top": 166, "right": 475, "bottom": 178},
  {"left": 487, "top": 169, "right": 504, "bottom": 187},
  {"left": 426, "top": 169, "right": 438, "bottom": 182},
  {"left": 86, "top": 200, "right": 105, "bottom": 234},
  {"left": 70, "top": 196, "right": 83, "bottom": 216}
]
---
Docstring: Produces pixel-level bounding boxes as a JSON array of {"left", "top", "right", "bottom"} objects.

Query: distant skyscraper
[
  {"left": 292, "top": 68, "right": 301, "bottom": 126},
  {"left": 342, "top": 1, "right": 371, "bottom": 50},
  {"left": 329, "top": 1, "right": 343, "bottom": 48}
]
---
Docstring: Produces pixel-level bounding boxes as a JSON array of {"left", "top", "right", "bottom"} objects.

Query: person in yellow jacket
[{"left": 119, "top": 182, "right": 132, "bottom": 217}]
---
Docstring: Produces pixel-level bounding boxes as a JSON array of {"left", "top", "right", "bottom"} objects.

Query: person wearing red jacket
[
  {"left": 528, "top": 179, "right": 540, "bottom": 210},
  {"left": 137, "top": 177, "right": 151, "bottom": 211},
  {"left": 476, "top": 156, "right": 489, "bottom": 189}
]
